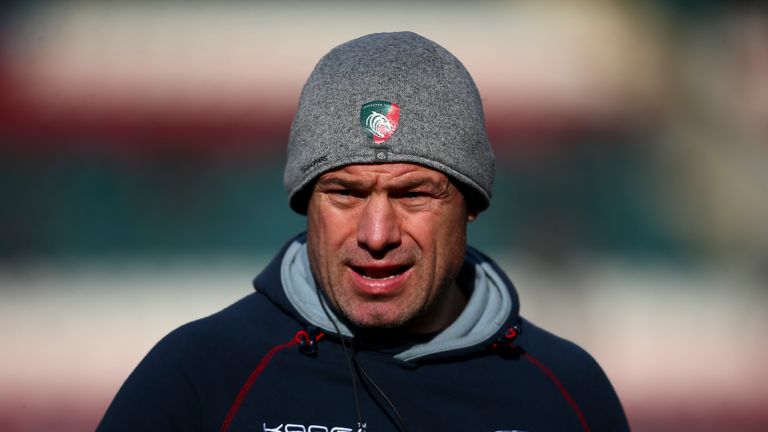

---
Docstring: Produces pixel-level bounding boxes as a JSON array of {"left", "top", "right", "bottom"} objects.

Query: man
[{"left": 99, "top": 32, "right": 628, "bottom": 432}]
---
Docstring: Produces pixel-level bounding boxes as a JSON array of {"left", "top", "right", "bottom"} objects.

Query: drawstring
[
  {"left": 313, "top": 288, "right": 367, "bottom": 431},
  {"left": 311, "top": 287, "right": 408, "bottom": 432},
  {"left": 353, "top": 354, "right": 408, "bottom": 432}
]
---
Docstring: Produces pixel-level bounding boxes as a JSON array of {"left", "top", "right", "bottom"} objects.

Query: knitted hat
[{"left": 284, "top": 31, "right": 495, "bottom": 214}]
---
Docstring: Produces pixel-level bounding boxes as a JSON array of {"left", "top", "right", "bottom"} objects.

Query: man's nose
[{"left": 357, "top": 195, "right": 401, "bottom": 255}]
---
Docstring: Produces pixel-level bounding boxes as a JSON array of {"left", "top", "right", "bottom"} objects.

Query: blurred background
[{"left": 1, "top": 0, "right": 767, "bottom": 430}]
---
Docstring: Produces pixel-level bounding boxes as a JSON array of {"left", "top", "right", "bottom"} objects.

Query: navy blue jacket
[{"left": 98, "top": 236, "right": 628, "bottom": 431}]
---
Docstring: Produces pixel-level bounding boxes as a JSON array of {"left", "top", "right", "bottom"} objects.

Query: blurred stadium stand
[{"left": 1, "top": 1, "right": 767, "bottom": 431}]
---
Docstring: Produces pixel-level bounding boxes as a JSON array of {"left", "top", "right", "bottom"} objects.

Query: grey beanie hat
[{"left": 285, "top": 31, "right": 495, "bottom": 214}]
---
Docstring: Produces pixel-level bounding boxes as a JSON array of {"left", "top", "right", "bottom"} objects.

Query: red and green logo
[{"left": 360, "top": 101, "right": 400, "bottom": 144}]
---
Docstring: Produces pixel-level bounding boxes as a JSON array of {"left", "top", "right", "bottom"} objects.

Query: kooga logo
[{"left": 263, "top": 423, "right": 363, "bottom": 432}]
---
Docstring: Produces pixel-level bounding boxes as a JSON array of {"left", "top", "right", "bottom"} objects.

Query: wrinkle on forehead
[{"left": 317, "top": 163, "right": 452, "bottom": 190}]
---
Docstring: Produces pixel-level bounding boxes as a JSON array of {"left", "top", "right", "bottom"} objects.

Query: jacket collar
[{"left": 254, "top": 233, "right": 520, "bottom": 362}]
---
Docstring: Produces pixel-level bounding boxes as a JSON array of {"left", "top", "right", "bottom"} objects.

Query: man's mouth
[{"left": 350, "top": 265, "right": 411, "bottom": 280}]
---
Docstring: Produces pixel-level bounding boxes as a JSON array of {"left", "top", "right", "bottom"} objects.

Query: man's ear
[
  {"left": 462, "top": 193, "right": 480, "bottom": 222},
  {"left": 453, "top": 179, "right": 482, "bottom": 222},
  {"left": 466, "top": 202, "right": 480, "bottom": 222}
]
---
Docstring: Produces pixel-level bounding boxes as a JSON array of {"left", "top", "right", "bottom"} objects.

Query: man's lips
[
  {"left": 349, "top": 264, "right": 412, "bottom": 279},
  {"left": 347, "top": 264, "right": 413, "bottom": 295}
]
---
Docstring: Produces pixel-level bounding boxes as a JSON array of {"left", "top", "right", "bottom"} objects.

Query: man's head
[{"left": 284, "top": 32, "right": 494, "bottom": 332}]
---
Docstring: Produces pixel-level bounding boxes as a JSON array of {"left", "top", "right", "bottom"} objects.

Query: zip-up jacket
[{"left": 98, "top": 234, "right": 629, "bottom": 431}]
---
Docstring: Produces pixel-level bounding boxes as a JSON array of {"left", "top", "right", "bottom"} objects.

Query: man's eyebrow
[
  {"left": 392, "top": 176, "right": 450, "bottom": 192},
  {"left": 315, "top": 176, "right": 369, "bottom": 189}
]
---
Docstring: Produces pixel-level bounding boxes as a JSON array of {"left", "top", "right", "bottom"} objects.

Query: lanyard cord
[
  {"left": 315, "top": 287, "right": 365, "bottom": 429},
  {"left": 314, "top": 286, "right": 409, "bottom": 432},
  {"left": 353, "top": 355, "right": 409, "bottom": 432}
]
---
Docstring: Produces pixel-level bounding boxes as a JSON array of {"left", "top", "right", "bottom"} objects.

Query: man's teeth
[
  {"left": 357, "top": 267, "right": 406, "bottom": 279},
  {"left": 361, "top": 273, "right": 399, "bottom": 280}
]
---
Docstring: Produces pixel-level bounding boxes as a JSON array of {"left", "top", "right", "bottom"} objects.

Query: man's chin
[
  {"left": 342, "top": 306, "right": 412, "bottom": 330},
  {"left": 347, "top": 315, "right": 406, "bottom": 330}
]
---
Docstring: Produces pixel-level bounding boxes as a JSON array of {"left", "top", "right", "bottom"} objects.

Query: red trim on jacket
[
  {"left": 218, "top": 335, "right": 300, "bottom": 432},
  {"left": 523, "top": 352, "right": 591, "bottom": 432}
]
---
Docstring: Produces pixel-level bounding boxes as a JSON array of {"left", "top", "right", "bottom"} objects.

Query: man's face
[{"left": 306, "top": 163, "right": 475, "bottom": 333}]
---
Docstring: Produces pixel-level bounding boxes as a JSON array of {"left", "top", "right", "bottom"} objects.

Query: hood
[{"left": 253, "top": 233, "right": 521, "bottom": 362}]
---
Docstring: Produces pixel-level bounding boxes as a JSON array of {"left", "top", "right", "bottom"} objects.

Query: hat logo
[
  {"left": 366, "top": 111, "right": 393, "bottom": 139},
  {"left": 360, "top": 101, "right": 400, "bottom": 144}
]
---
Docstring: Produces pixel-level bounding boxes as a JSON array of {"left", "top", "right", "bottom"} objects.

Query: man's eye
[
  {"left": 399, "top": 191, "right": 430, "bottom": 203},
  {"left": 327, "top": 189, "right": 362, "bottom": 202},
  {"left": 328, "top": 190, "right": 352, "bottom": 198}
]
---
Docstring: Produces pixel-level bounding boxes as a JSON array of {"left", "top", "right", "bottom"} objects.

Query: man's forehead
[{"left": 318, "top": 163, "right": 448, "bottom": 182}]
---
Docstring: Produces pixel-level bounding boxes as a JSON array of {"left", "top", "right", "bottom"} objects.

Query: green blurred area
[{"left": 1, "top": 135, "right": 683, "bottom": 263}]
